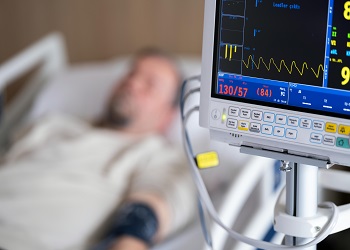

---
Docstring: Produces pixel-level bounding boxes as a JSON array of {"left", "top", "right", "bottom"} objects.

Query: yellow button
[
  {"left": 238, "top": 121, "right": 250, "bottom": 131},
  {"left": 338, "top": 125, "right": 350, "bottom": 135},
  {"left": 325, "top": 122, "right": 337, "bottom": 133}
]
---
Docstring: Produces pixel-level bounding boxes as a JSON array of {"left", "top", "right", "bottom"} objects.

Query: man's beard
[{"left": 105, "top": 93, "right": 133, "bottom": 128}]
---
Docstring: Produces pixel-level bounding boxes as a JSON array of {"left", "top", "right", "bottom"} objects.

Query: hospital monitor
[{"left": 199, "top": 0, "right": 350, "bottom": 166}]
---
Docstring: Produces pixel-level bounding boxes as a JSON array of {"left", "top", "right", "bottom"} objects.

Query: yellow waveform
[
  {"left": 242, "top": 55, "right": 324, "bottom": 78},
  {"left": 225, "top": 44, "right": 237, "bottom": 61}
]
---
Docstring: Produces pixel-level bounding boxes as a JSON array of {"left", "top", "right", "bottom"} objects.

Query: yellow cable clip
[{"left": 196, "top": 151, "right": 219, "bottom": 169}]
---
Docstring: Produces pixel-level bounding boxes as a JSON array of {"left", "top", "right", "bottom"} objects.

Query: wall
[{"left": 0, "top": 0, "right": 204, "bottom": 63}]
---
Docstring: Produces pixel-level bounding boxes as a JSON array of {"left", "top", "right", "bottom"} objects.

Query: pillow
[
  {"left": 27, "top": 57, "right": 131, "bottom": 122},
  {"left": 28, "top": 56, "right": 201, "bottom": 122}
]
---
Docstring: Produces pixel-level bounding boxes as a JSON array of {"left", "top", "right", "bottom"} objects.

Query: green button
[{"left": 336, "top": 137, "right": 350, "bottom": 148}]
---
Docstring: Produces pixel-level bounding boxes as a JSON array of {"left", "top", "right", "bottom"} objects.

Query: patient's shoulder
[
  {"left": 34, "top": 113, "right": 92, "bottom": 131},
  {"left": 6, "top": 114, "right": 92, "bottom": 161},
  {"left": 22, "top": 113, "right": 92, "bottom": 140}
]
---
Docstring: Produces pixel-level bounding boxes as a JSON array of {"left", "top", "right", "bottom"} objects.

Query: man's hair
[{"left": 133, "top": 47, "right": 182, "bottom": 107}]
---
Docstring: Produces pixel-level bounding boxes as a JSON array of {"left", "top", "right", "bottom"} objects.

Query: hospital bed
[{"left": 0, "top": 32, "right": 282, "bottom": 250}]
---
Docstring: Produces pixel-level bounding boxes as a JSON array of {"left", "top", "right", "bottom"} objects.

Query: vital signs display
[
  {"left": 199, "top": 0, "right": 350, "bottom": 165},
  {"left": 213, "top": 0, "right": 350, "bottom": 118}
]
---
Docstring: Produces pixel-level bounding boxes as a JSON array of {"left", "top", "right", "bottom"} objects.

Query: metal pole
[
  {"left": 284, "top": 162, "right": 318, "bottom": 250},
  {"left": 284, "top": 162, "right": 296, "bottom": 246}
]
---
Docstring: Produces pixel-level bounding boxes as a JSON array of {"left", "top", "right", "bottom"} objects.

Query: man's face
[{"left": 108, "top": 56, "right": 179, "bottom": 134}]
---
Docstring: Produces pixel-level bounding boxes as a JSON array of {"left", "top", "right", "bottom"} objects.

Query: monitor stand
[
  {"left": 284, "top": 163, "right": 318, "bottom": 250},
  {"left": 240, "top": 146, "right": 332, "bottom": 250}
]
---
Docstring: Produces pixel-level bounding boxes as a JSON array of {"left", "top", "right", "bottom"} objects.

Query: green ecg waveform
[{"left": 242, "top": 55, "right": 324, "bottom": 78}]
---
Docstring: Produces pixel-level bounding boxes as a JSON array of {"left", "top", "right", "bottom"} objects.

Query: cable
[
  {"left": 180, "top": 76, "right": 215, "bottom": 249},
  {"left": 180, "top": 76, "right": 339, "bottom": 250},
  {"left": 180, "top": 75, "right": 201, "bottom": 120},
  {"left": 183, "top": 87, "right": 201, "bottom": 108},
  {"left": 180, "top": 76, "right": 201, "bottom": 157},
  {"left": 184, "top": 106, "right": 200, "bottom": 125},
  {"left": 198, "top": 197, "right": 214, "bottom": 249}
]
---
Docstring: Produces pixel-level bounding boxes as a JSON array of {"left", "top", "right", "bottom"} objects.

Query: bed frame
[{"left": 0, "top": 32, "right": 68, "bottom": 153}]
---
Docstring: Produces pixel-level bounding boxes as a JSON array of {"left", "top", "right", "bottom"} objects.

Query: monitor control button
[
  {"left": 227, "top": 118, "right": 238, "bottom": 128},
  {"left": 252, "top": 110, "right": 263, "bottom": 120},
  {"left": 338, "top": 124, "right": 350, "bottom": 135},
  {"left": 313, "top": 121, "right": 325, "bottom": 131},
  {"left": 273, "top": 126, "right": 285, "bottom": 137},
  {"left": 211, "top": 109, "right": 221, "bottom": 120},
  {"left": 228, "top": 106, "right": 239, "bottom": 117},
  {"left": 287, "top": 117, "right": 299, "bottom": 127},
  {"left": 300, "top": 118, "right": 312, "bottom": 129},
  {"left": 310, "top": 133, "right": 323, "bottom": 144},
  {"left": 240, "top": 108, "right": 251, "bottom": 119},
  {"left": 238, "top": 121, "right": 250, "bottom": 131},
  {"left": 323, "top": 135, "right": 336, "bottom": 146},
  {"left": 262, "top": 125, "right": 273, "bottom": 135},
  {"left": 336, "top": 137, "right": 350, "bottom": 148},
  {"left": 249, "top": 123, "right": 261, "bottom": 133},
  {"left": 276, "top": 114, "right": 287, "bottom": 125},
  {"left": 325, "top": 122, "right": 337, "bottom": 133},
  {"left": 263, "top": 112, "right": 275, "bottom": 123},
  {"left": 285, "top": 129, "right": 297, "bottom": 139}
]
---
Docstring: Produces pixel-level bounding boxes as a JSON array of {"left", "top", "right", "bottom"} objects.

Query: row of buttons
[
  {"left": 227, "top": 119, "right": 298, "bottom": 139},
  {"left": 310, "top": 133, "right": 350, "bottom": 148},
  {"left": 226, "top": 118, "right": 350, "bottom": 149},
  {"left": 228, "top": 106, "right": 350, "bottom": 134}
]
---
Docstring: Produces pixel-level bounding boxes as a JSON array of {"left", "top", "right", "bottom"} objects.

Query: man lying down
[{"left": 0, "top": 49, "right": 196, "bottom": 250}]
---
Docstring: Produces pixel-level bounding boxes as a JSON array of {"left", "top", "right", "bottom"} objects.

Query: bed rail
[{"left": 0, "top": 32, "right": 68, "bottom": 153}]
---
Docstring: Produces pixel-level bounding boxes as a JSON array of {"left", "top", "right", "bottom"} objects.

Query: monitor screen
[
  {"left": 213, "top": 0, "right": 349, "bottom": 119},
  {"left": 200, "top": 0, "right": 350, "bottom": 165}
]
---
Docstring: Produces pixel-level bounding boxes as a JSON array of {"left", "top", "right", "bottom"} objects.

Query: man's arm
[
  {"left": 108, "top": 192, "right": 171, "bottom": 250},
  {"left": 103, "top": 140, "right": 196, "bottom": 250}
]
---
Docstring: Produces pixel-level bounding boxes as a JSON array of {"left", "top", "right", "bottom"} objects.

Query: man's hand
[{"left": 110, "top": 236, "right": 148, "bottom": 250}]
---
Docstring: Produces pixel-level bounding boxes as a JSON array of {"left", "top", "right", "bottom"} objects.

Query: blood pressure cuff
[{"left": 92, "top": 202, "right": 159, "bottom": 250}]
